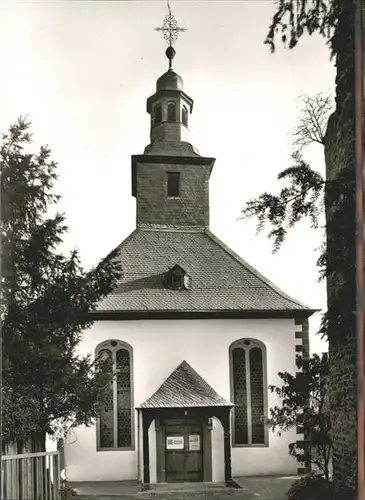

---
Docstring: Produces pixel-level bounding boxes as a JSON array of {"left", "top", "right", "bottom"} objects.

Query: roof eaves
[{"left": 90, "top": 309, "right": 320, "bottom": 320}]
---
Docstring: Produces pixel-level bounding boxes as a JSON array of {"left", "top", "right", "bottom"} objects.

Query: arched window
[
  {"left": 230, "top": 339, "right": 267, "bottom": 446},
  {"left": 95, "top": 339, "right": 134, "bottom": 450},
  {"left": 167, "top": 101, "right": 177, "bottom": 122},
  {"left": 182, "top": 105, "right": 188, "bottom": 127},
  {"left": 154, "top": 104, "right": 162, "bottom": 125}
]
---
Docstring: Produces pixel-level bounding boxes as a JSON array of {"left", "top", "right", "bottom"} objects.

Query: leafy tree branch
[
  {"left": 241, "top": 151, "right": 325, "bottom": 251},
  {"left": 1, "top": 117, "right": 123, "bottom": 449},
  {"left": 265, "top": 0, "right": 337, "bottom": 54}
]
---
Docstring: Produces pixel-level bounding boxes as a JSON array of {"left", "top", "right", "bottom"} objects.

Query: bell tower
[
  {"left": 146, "top": 59, "right": 193, "bottom": 146},
  {"left": 143, "top": 4, "right": 197, "bottom": 156},
  {"left": 131, "top": 4, "right": 215, "bottom": 229}
]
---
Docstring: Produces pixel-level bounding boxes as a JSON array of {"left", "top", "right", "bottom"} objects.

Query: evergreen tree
[
  {"left": 243, "top": 1, "right": 358, "bottom": 494},
  {"left": 1, "top": 118, "right": 122, "bottom": 451}
]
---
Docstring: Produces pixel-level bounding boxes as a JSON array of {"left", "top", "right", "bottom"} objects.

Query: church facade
[{"left": 64, "top": 36, "right": 314, "bottom": 485}]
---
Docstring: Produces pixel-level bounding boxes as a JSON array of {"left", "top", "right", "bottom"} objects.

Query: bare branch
[{"left": 292, "top": 93, "right": 334, "bottom": 150}]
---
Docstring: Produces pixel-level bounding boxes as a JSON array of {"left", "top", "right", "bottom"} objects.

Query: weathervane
[{"left": 155, "top": 1, "right": 186, "bottom": 70}]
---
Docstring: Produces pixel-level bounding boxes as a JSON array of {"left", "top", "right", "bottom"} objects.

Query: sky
[{"left": 1, "top": 0, "right": 336, "bottom": 355}]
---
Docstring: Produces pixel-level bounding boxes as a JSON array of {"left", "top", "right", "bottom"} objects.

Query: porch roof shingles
[
  {"left": 140, "top": 360, "right": 233, "bottom": 409},
  {"left": 95, "top": 228, "right": 313, "bottom": 314}
]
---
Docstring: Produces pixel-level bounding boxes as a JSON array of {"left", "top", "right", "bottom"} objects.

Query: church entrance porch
[
  {"left": 164, "top": 418, "right": 203, "bottom": 483},
  {"left": 138, "top": 360, "right": 234, "bottom": 488},
  {"left": 141, "top": 408, "right": 230, "bottom": 486}
]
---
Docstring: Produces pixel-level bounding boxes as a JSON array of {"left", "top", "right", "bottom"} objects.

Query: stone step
[
  {"left": 69, "top": 490, "right": 261, "bottom": 500},
  {"left": 68, "top": 480, "right": 242, "bottom": 498},
  {"left": 71, "top": 495, "right": 249, "bottom": 500}
]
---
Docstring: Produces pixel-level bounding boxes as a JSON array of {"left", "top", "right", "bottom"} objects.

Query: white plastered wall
[{"left": 64, "top": 318, "right": 298, "bottom": 481}]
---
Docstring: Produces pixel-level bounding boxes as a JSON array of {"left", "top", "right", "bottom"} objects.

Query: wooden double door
[{"left": 164, "top": 418, "right": 203, "bottom": 483}]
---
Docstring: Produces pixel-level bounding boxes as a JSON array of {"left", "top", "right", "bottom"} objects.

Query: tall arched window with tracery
[
  {"left": 95, "top": 340, "right": 134, "bottom": 450},
  {"left": 230, "top": 339, "right": 268, "bottom": 446}
]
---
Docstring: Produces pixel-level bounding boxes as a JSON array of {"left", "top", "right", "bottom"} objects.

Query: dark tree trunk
[
  {"left": 31, "top": 431, "right": 47, "bottom": 452},
  {"left": 324, "top": 0, "right": 358, "bottom": 495}
]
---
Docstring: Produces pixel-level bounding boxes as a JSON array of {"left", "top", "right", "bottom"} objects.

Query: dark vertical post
[
  {"left": 355, "top": 0, "right": 365, "bottom": 499},
  {"left": 155, "top": 416, "right": 166, "bottom": 483},
  {"left": 218, "top": 409, "right": 232, "bottom": 485},
  {"left": 142, "top": 411, "right": 153, "bottom": 487},
  {"left": 203, "top": 417, "right": 213, "bottom": 482}
]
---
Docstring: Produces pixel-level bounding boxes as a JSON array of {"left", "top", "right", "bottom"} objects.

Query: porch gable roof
[{"left": 139, "top": 360, "right": 233, "bottom": 409}]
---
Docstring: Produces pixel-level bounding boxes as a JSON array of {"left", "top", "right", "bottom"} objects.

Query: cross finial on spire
[{"left": 155, "top": 1, "right": 186, "bottom": 70}]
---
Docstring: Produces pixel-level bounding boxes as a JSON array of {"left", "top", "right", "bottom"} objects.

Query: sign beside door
[
  {"left": 166, "top": 436, "right": 184, "bottom": 450},
  {"left": 188, "top": 434, "right": 200, "bottom": 451}
]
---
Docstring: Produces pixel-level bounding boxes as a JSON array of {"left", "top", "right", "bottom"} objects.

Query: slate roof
[
  {"left": 95, "top": 228, "right": 314, "bottom": 315},
  {"left": 139, "top": 360, "right": 233, "bottom": 408}
]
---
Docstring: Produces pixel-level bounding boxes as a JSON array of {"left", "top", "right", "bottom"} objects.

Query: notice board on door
[
  {"left": 188, "top": 434, "right": 200, "bottom": 451},
  {"left": 166, "top": 436, "right": 184, "bottom": 450}
]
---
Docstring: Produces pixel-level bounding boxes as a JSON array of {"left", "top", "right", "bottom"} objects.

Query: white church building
[{"left": 64, "top": 15, "right": 314, "bottom": 486}]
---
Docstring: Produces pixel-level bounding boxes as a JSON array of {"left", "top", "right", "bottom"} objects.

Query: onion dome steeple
[
  {"left": 143, "top": 2, "right": 198, "bottom": 157},
  {"left": 155, "top": 44, "right": 184, "bottom": 93}
]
